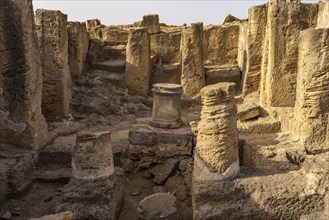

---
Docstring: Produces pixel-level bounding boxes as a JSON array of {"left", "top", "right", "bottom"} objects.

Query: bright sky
[{"left": 32, "top": 0, "right": 319, "bottom": 26}]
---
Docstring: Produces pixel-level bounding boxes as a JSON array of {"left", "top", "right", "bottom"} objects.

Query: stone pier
[
  {"left": 68, "top": 21, "right": 89, "bottom": 78},
  {"left": 194, "top": 82, "right": 239, "bottom": 180},
  {"left": 293, "top": 28, "right": 329, "bottom": 147},
  {"left": 35, "top": 9, "right": 71, "bottom": 121},
  {"left": 260, "top": 0, "right": 317, "bottom": 107},
  {"left": 141, "top": 14, "right": 160, "bottom": 34},
  {"left": 72, "top": 131, "right": 115, "bottom": 179},
  {"left": 181, "top": 22, "right": 205, "bottom": 98},
  {"left": 317, "top": 1, "right": 329, "bottom": 28},
  {"left": 0, "top": 0, "right": 48, "bottom": 149},
  {"left": 125, "top": 27, "right": 151, "bottom": 96},
  {"left": 150, "top": 83, "right": 183, "bottom": 129},
  {"left": 58, "top": 131, "right": 123, "bottom": 219},
  {"left": 242, "top": 4, "right": 267, "bottom": 95}
]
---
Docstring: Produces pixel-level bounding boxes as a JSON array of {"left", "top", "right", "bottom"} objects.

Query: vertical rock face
[
  {"left": 125, "top": 27, "right": 151, "bottom": 96},
  {"left": 68, "top": 21, "right": 89, "bottom": 78},
  {"left": 203, "top": 24, "right": 240, "bottom": 66},
  {"left": 141, "top": 14, "right": 160, "bottom": 34},
  {"left": 242, "top": 4, "right": 267, "bottom": 95},
  {"left": 293, "top": 28, "right": 329, "bottom": 146},
  {"left": 196, "top": 83, "right": 238, "bottom": 173},
  {"left": 181, "top": 22, "right": 205, "bottom": 97},
  {"left": 35, "top": 9, "right": 71, "bottom": 121},
  {"left": 72, "top": 131, "right": 115, "bottom": 179},
  {"left": 317, "top": 1, "right": 329, "bottom": 28},
  {"left": 0, "top": 0, "right": 48, "bottom": 149},
  {"left": 260, "top": 0, "right": 318, "bottom": 107}
]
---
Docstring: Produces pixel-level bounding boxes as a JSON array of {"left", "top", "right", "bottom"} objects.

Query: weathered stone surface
[
  {"left": 72, "top": 131, "right": 114, "bottom": 179},
  {"left": 237, "top": 103, "right": 261, "bottom": 122},
  {"left": 260, "top": 0, "right": 318, "bottom": 107},
  {"left": 181, "top": 23, "right": 205, "bottom": 97},
  {"left": 151, "top": 63, "right": 181, "bottom": 85},
  {"left": 317, "top": 1, "right": 329, "bottom": 28},
  {"left": 196, "top": 83, "right": 239, "bottom": 175},
  {"left": 242, "top": 4, "right": 268, "bottom": 95},
  {"left": 293, "top": 28, "right": 329, "bottom": 146},
  {"left": 35, "top": 9, "right": 71, "bottom": 121},
  {"left": 203, "top": 24, "right": 239, "bottom": 66},
  {"left": 150, "top": 32, "right": 181, "bottom": 64},
  {"left": 68, "top": 21, "right": 89, "bottom": 78},
  {"left": 141, "top": 14, "right": 160, "bottom": 34},
  {"left": 149, "top": 158, "right": 179, "bottom": 184},
  {"left": 193, "top": 167, "right": 325, "bottom": 220},
  {"left": 29, "top": 211, "right": 73, "bottom": 220},
  {"left": 0, "top": 144, "right": 35, "bottom": 201},
  {"left": 222, "top": 14, "right": 241, "bottom": 25},
  {"left": 57, "top": 169, "right": 124, "bottom": 220},
  {"left": 125, "top": 27, "right": 151, "bottom": 96},
  {"left": 205, "top": 65, "right": 240, "bottom": 86},
  {"left": 137, "top": 193, "right": 178, "bottom": 220},
  {"left": 0, "top": 0, "right": 48, "bottom": 149}
]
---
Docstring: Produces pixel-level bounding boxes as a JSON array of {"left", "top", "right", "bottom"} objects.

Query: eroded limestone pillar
[
  {"left": 317, "top": 1, "right": 329, "bottom": 28},
  {"left": 141, "top": 14, "right": 160, "bottom": 34},
  {"left": 72, "top": 131, "right": 114, "bottom": 180},
  {"left": 125, "top": 27, "right": 151, "bottom": 96},
  {"left": 150, "top": 83, "right": 183, "bottom": 129},
  {"left": 0, "top": 0, "right": 48, "bottom": 149},
  {"left": 195, "top": 83, "right": 239, "bottom": 180},
  {"left": 181, "top": 22, "right": 205, "bottom": 98},
  {"left": 68, "top": 21, "right": 89, "bottom": 78},
  {"left": 242, "top": 4, "right": 267, "bottom": 95},
  {"left": 260, "top": 0, "right": 318, "bottom": 107},
  {"left": 35, "top": 9, "right": 71, "bottom": 121},
  {"left": 293, "top": 28, "right": 329, "bottom": 146}
]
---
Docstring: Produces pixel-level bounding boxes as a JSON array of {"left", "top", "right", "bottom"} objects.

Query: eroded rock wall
[
  {"left": 0, "top": 0, "right": 48, "bottom": 149},
  {"left": 125, "top": 27, "right": 151, "bottom": 96},
  {"left": 35, "top": 9, "right": 71, "bottom": 121},
  {"left": 68, "top": 21, "right": 89, "bottom": 78},
  {"left": 141, "top": 14, "right": 160, "bottom": 34},
  {"left": 293, "top": 28, "right": 329, "bottom": 146},
  {"left": 260, "top": 0, "right": 318, "bottom": 107},
  {"left": 181, "top": 23, "right": 205, "bottom": 97}
]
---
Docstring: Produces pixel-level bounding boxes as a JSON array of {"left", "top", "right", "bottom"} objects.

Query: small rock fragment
[
  {"left": 131, "top": 191, "right": 140, "bottom": 196},
  {"left": 237, "top": 103, "right": 261, "bottom": 122},
  {"left": 149, "top": 159, "right": 179, "bottom": 185},
  {"left": 1, "top": 211, "right": 12, "bottom": 220}
]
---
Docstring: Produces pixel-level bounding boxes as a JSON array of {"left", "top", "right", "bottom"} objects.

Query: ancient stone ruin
[{"left": 0, "top": 0, "right": 329, "bottom": 219}]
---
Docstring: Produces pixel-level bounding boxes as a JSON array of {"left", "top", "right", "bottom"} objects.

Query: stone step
[
  {"left": 238, "top": 116, "right": 281, "bottom": 134},
  {"left": 92, "top": 59, "right": 126, "bottom": 73},
  {"left": 103, "top": 45, "right": 126, "bottom": 61},
  {"left": 33, "top": 165, "right": 71, "bottom": 183}
]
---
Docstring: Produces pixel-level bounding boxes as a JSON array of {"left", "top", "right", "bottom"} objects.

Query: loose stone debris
[{"left": 0, "top": 0, "right": 329, "bottom": 219}]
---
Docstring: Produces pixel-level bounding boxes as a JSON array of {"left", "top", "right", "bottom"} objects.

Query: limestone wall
[
  {"left": 68, "top": 22, "right": 89, "bottom": 78},
  {"left": 101, "top": 27, "right": 128, "bottom": 44},
  {"left": 35, "top": 9, "right": 71, "bottom": 121},
  {"left": 0, "top": 0, "right": 48, "bottom": 149},
  {"left": 203, "top": 24, "right": 240, "bottom": 66},
  {"left": 141, "top": 14, "right": 160, "bottom": 34},
  {"left": 293, "top": 28, "right": 329, "bottom": 146},
  {"left": 125, "top": 28, "right": 151, "bottom": 96},
  {"left": 181, "top": 23, "right": 205, "bottom": 97},
  {"left": 150, "top": 31, "right": 181, "bottom": 64},
  {"left": 260, "top": 0, "right": 318, "bottom": 107}
]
